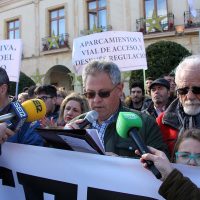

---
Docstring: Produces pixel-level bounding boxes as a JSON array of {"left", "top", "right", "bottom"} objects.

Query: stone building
[{"left": 0, "top": 0, "right": 199, "bottom": 94}]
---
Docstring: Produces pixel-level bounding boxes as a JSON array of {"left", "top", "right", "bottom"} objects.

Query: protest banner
[
  {"left": 0, "top": 142, "right": 200, "bottom": 200},
  {"left": 72, "top": 31, "right": 147, "bottom": 74},
  {"left": 0, "top": 39, "right": 22, "bottom": 82}
]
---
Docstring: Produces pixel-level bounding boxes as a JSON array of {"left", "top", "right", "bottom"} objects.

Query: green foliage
[
  {"left": 130, "top": 40, "right": 191, "bottom": 86},
  {"left": 10, "top": 72, "right": 35, "bottom": 95}
]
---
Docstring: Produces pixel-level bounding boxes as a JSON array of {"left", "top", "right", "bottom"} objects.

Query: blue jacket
[
  {"left": 1, "top": 98, "right": 44, "bottom": 146},
  {"left": 7, "top": 121, "right": 44, "bottom": 146}
]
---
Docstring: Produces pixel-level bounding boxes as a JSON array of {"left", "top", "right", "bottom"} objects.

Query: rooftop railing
[
  {"left": 42, "top": 33, "right": 70, "bottom": 51},
  {"left": 136, "top": 13, "right": 175, "bottom": 34},
  {"left": 80, "top": 25, "right": 112, "bottom": 36},
  {"left": 184, "top": 9, "right": 200, "bottom": 28}
]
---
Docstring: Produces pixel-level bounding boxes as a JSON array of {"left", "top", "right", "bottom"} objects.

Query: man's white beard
[{"left": 183, "top": 101, "right": 200, "bottom": 116}]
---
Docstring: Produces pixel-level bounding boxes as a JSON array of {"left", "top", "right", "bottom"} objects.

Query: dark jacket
[
  {"left": 142, "top": 101, "right": 158, "bottom": 119},
  {"left": 159, "top": 169, "right": 200, "bottom": 200},
  {"left": 77, "top": 104, "right": 168, "bottom": 158}
]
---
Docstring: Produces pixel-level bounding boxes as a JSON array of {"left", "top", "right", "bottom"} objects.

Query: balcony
[
  {"left": 136, "top": 13, "right": 175, "bottom": 35},
  {"left": 80, "top": 25, "right": 112, "bottom": 36},
  {"left": 184, "top": 9, "right": 200, "bottom": 28},
  {"left": 42, "top": 33, "right": 70, "bottom": 52}
]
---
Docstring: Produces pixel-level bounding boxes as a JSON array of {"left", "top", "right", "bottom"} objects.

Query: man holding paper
[{"left": 68, "top": 60, "right": 168, "bottom": 157}]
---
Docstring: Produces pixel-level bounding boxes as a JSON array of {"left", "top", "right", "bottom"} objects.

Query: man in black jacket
[{"left": 68, "top": 60, "right": 168, "bottom": 157}]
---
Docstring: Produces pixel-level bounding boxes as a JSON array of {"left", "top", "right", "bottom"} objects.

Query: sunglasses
[
  {"left": 177, "top": 86, "right": 200, "bottom": 95},
  {"left": 83, "top": 84, "right": 119, "bottom": 99},
  {"left": 37, "top": 96, "right": 53, "bottom": 101}
]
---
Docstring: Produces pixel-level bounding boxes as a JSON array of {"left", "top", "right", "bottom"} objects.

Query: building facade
[{"left": 0, "top": 0, "right": 200, "bottom": 94}]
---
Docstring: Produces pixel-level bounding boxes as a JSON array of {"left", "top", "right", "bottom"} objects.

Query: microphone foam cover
[
  {"left": 116, "top": 112, "right": 142, "bottom": 138},
  {"left": 85, "top": 110, "right": 98, "bottom": 123},
  {"left": 22, "top": 99, "right": 46, "bottom": 122}
]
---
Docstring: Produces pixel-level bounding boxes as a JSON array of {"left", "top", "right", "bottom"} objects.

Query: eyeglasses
[
  {"left": 175, "top": 152, "right": 200, "bottom": 166},
  {"left": 83, "top": 84, "right": 119, "bottom": 99},
  {"left": 177, "top": 87, "right": 200, "bottom": 95},
  {"left": 37, "top": 96, "right": 53, "bottom": 101}
]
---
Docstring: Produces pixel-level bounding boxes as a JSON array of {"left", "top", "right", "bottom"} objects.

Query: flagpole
[
  {"left": 143, "top": 69, "right": 146, "bottom": 94},
  {"left": 15, "top": 82, "right": 19, "bottom": 98}
]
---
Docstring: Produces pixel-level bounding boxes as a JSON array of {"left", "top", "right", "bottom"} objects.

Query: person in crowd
[
  {"left": 22, "top": 86, "right": 29, "bottom": 93},
  {"left": 18, "top": 92, "right": 29, "bottom": 103},
  {"left": 125, "top": 81, "right": 145, "bottom": 111},
  {"left": 157, "top": 55, "right": 200, "bottom": 155},
  {"left": 163, "top": 72, "right": 177, "bottom": 102},
  {"left": 35, "top": 85, "right": 59, "bottom": 121},
  {"left": 0, "top": 68, "right": 43, "bottom": 145},
  {"left": 27, "top": 85, "right": 37, "bottom": 99},
  {"left": 57, "top": 92, "right": 89, "bottom": 126},
  {"left": 142, "top": 78, "right": 170, "bottom": 118},
  {"left": 145, "top": 77, "right": 154, "bottom": 96},
  {"left": 68, "top": 60, "right": 168, "bottom": 157},
  {"left": 56, "top": 87, "right": 68, "bottom": 108},
  {"left": 136, "top": 129, "right": 200, "bottom": 200},
  {"left": 172, "top": 128, "right": 200, "bottom": 166}
]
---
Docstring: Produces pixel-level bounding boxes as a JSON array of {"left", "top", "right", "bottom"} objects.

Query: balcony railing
[
  {"left": 42, "top": 33, "right": 70, "bottom": 51},
  {"left": 184, "top": 9, "right": 200, "bottom": 28},
  {"left": 136, "top": 13, "right": 175, "bottom": 34},
  {"left": 80, "top": 25, "right": 112, "bottom": 36}
]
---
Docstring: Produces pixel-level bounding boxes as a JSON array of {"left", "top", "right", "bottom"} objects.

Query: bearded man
[{"left": 157, "top": 55, "right": 200, "bottom": 155}]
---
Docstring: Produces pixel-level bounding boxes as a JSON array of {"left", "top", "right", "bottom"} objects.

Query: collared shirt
[
  {"left": 154, "top": 106, "right": 165, "bottom": 116},
  {"left": 91, "top": 112, "right": 118, "bottom": 145}
]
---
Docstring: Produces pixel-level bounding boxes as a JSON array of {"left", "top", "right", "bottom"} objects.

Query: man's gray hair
[
  {"left": 175, "top": 55, "right": 200, "bottom": 84},
  {"left": 82, "top": 60, "right": 121, "bottom": 87}
]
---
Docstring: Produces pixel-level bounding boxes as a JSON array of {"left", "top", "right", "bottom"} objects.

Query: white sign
[
  {"left": 72, "top": 31, "right": 147, "bottom": 74},
  {"left": 0, "top": 142, "right": 200, "bottom": 200},
  {"left": 0, "top": 39, "right": 23, "bottom": 82}
]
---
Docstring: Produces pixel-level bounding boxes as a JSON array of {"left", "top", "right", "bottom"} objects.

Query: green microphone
[{"left": 116, "top": 112, "right": 162, "bottom": 179}]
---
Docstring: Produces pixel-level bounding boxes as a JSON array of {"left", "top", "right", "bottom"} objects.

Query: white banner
[
  {"left": 72, "top": 31, "right": 147, "bottom": 74},
  {"left": 0, "top": 142, "right": 200, "bottom": 200},
  {"left": 0, "top": 39, "right": 23, "bottom": 82}
]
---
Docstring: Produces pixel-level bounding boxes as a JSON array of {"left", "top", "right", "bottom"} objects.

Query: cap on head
[{"left": 150, "top": 78, "right": 170, "bottom": 90}]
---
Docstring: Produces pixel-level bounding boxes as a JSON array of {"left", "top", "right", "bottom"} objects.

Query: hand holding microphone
[
  {"left": 64, "top": 110, "right": 98, "bottom": 129},
  {"left": 116, "top": 112, "right": 162, "bottom": 179},
  {"left": 0, "top": 99, "right": 46, "bottom": 132},
  {"left": 0, "top": 123, "right": 15, "bottom": 144}
]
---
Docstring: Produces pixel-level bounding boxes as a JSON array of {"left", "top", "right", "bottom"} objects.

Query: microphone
[
  {"left": 116, "top": 112, "right": 162, "bottom": 179},
  {"left": 0, "top": 99, "right": 46, "bottom": 132},
  {"left": 64, "top": 110, "right": 98, "bottom": 129}
]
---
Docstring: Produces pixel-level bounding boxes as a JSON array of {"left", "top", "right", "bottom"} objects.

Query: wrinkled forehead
[{"left": 176, "top": 66, "right": 200, "bottom": 87}]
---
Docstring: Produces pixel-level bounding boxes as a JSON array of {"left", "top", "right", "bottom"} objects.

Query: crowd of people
[{"left": 0, "top": 54, "right": 200, "bottom": 199}]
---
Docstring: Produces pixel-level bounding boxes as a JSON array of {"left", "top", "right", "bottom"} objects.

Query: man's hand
[
  {"left": 64, "top": 119, "right": 84, "bottom": 129},
  {"left": 0, "top": 122, "right": 15, "bottom": 144},
  {"left": 135, "top": 146, "right": 173, "bottom": 181}
]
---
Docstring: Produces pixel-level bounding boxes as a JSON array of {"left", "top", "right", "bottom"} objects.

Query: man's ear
[
  {"left": 52, "top": 96, "right": 57, "bottom": 104},
  {"left": 117, "top": 83, "right": 124, "bottom": 97}
]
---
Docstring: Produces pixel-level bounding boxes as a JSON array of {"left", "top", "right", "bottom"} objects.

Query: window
[
  {"left": 49, "top": 7, "right": 65, "bottom": 36},
  {"left": 144, "top": 0, "right": 167, "bottom": 18},
  {"left": 87, "top": 0, "right": 107, "bottom": 30},
  {"left": 7, "top": 19, "right": 20, "bottom": 39},
  {"left": 144, "top": 0, "right": 168, "bottom": 32}
]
